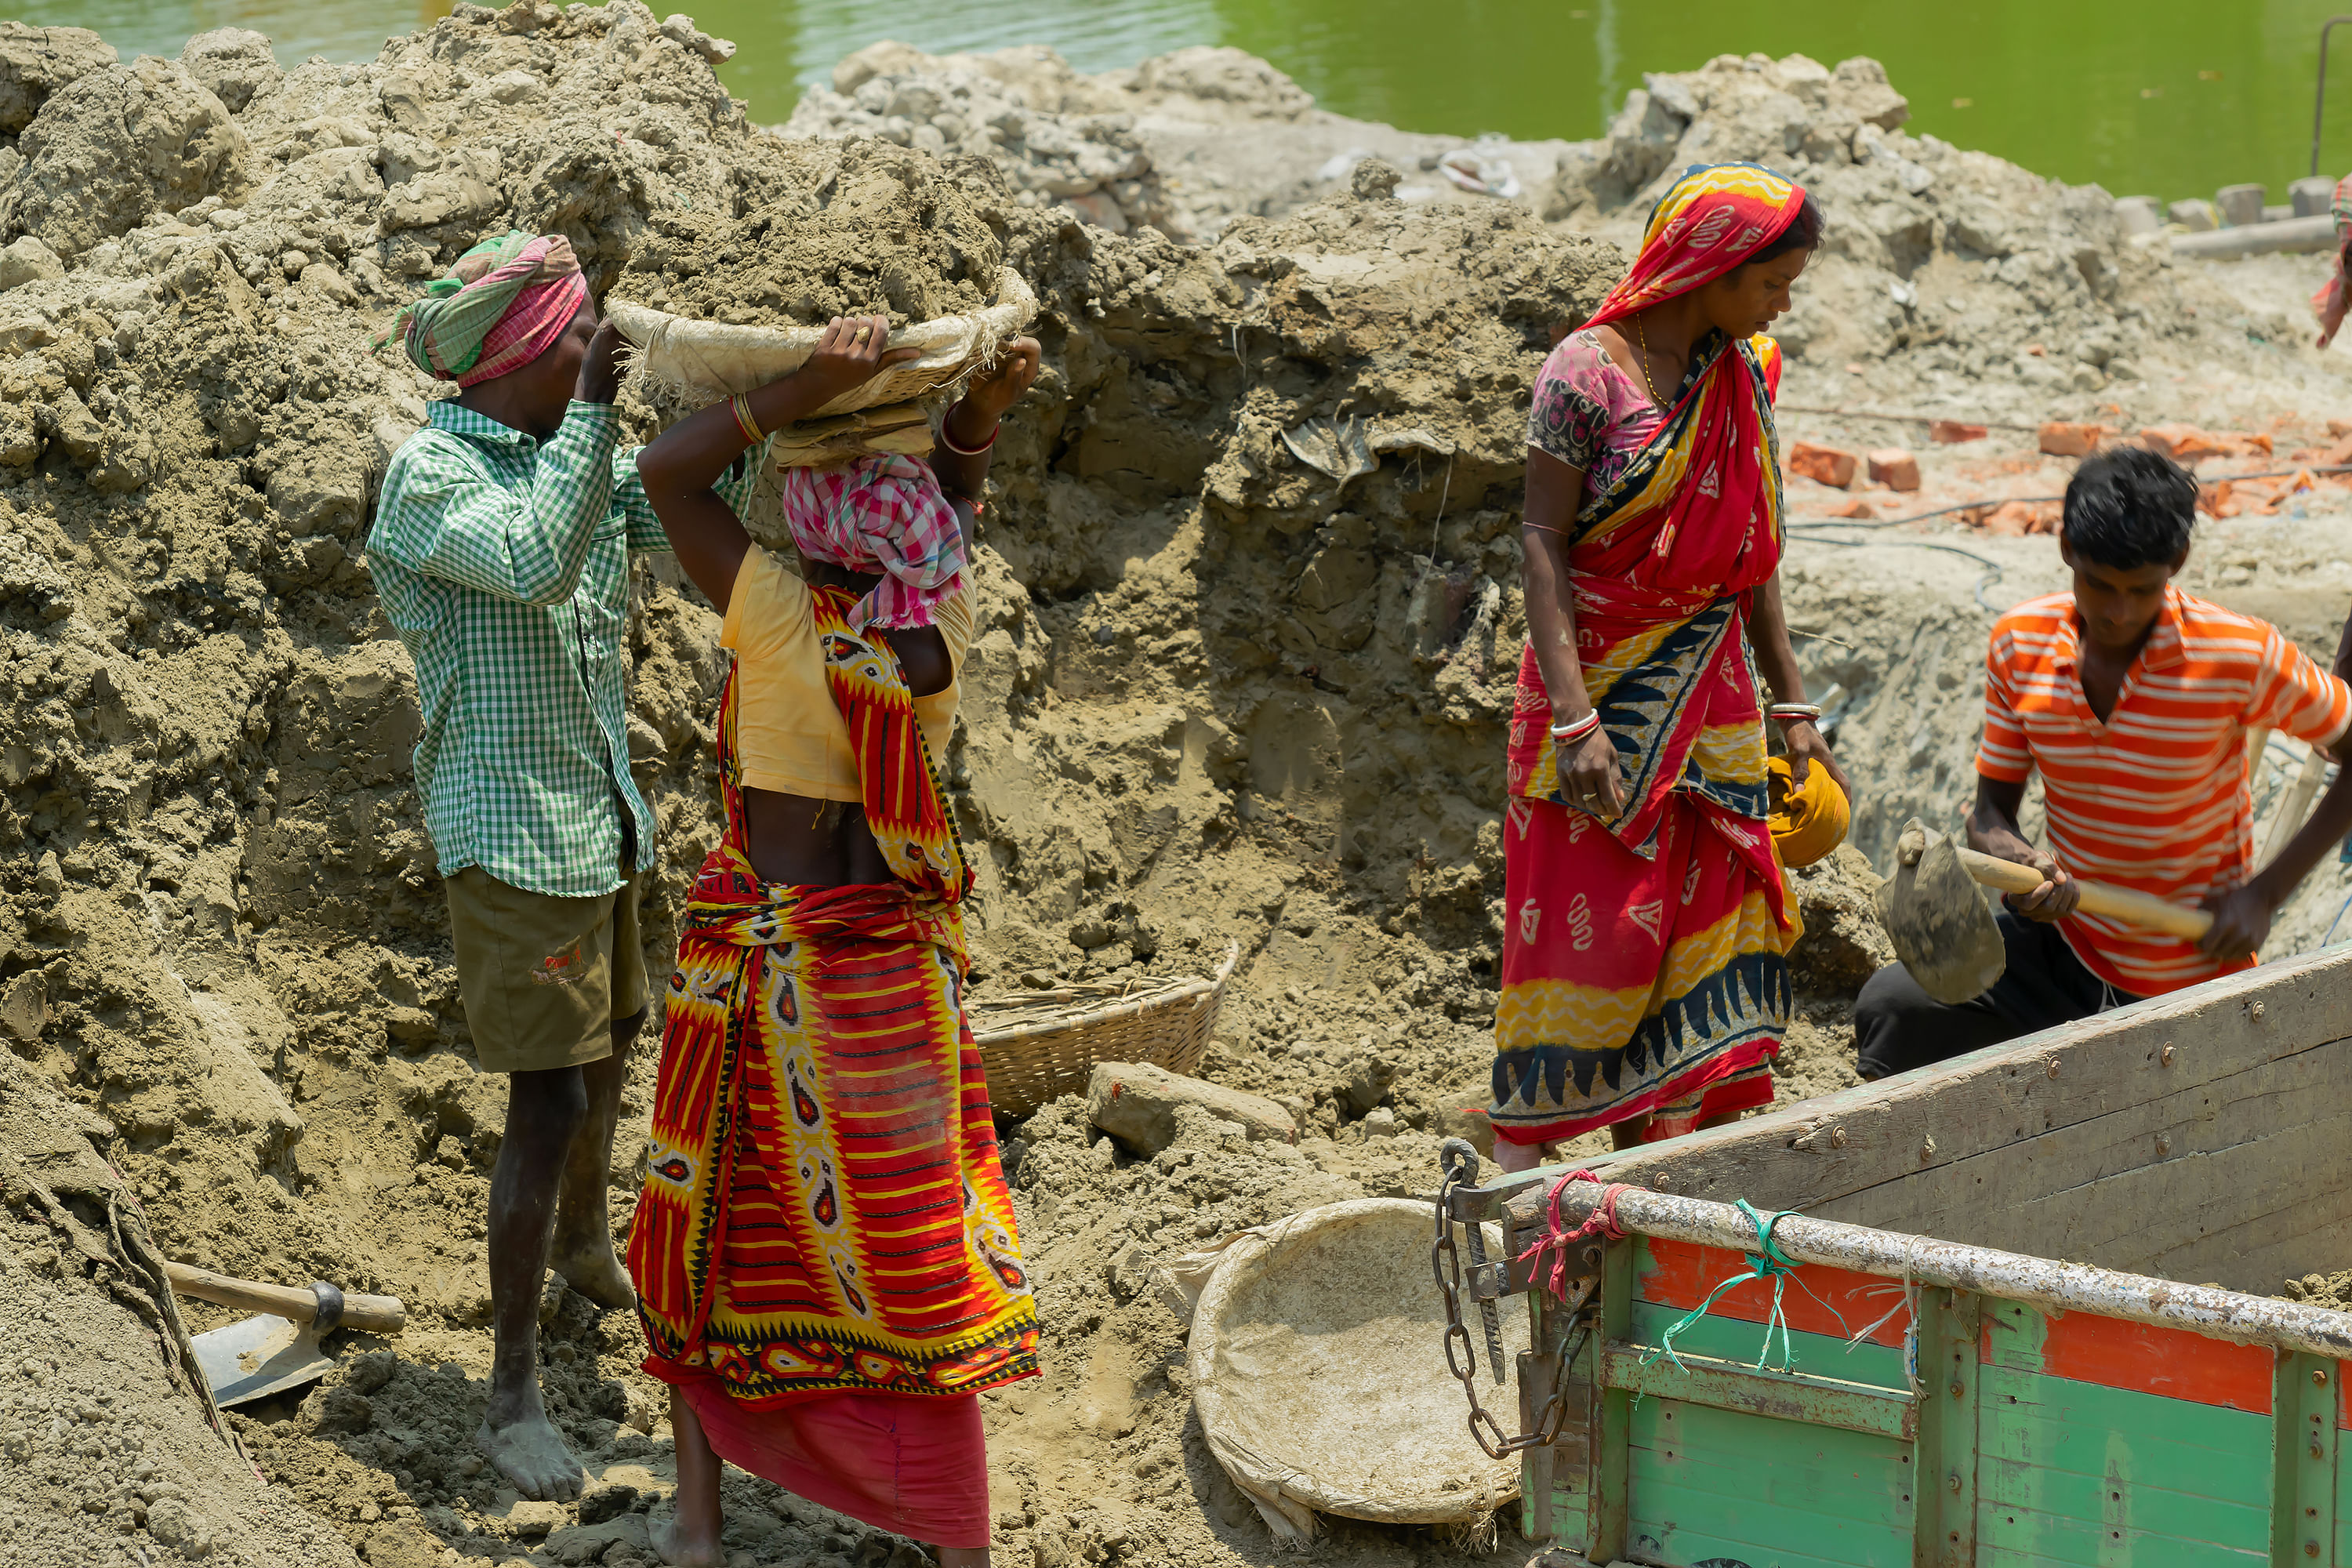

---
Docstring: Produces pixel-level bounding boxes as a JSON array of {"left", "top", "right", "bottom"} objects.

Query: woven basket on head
[
  {"left": 605, "top": 268, "right": 1038, "bottom": 466},
  {"left": 971, "top": 942, "right": 1240, "bottom": 1121}
]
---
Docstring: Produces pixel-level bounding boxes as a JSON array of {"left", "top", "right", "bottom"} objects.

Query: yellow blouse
[{"left": 718, "top": 546, "right": 971, "bottom": 802}]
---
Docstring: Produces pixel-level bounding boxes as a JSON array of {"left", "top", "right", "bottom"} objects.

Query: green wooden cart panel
[
  {"left": 1976, "top": 1367, "right": 2272, "bottom": 1564},
  {"left": 1626, "top": 1392, "right": 1915, "bottom": 1566}
]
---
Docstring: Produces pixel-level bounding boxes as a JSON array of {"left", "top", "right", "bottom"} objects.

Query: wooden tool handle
[
  {"left": 1955, "top": 848, "right": 2214, "bottom": 940},
  {"left": 165, "top": 1262, "right": 406, "bottom": 1334}
]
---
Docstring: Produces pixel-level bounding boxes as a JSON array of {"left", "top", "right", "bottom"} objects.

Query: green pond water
[{"left": 16, "top": 0, "right": 2352, "bottom": 209}]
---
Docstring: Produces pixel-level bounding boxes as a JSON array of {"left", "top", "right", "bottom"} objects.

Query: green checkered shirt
[{"left": 366, "top": 399, "right": 751, "bottom": 898}]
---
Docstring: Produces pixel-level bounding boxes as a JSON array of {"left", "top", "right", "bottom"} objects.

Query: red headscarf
[
  {"left": 1587, "top": 162, "right": 1808, "bottom": 332},
  {"left": 1567, "top": 162, "right": 1809, "bottom": 597}
]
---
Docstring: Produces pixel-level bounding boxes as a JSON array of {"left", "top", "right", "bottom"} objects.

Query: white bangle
[
  {"left": 1769, "top": 703, "right": 1824, "bottom": 723},
  {"left": 1548, "top": 712, "right": 1602, "bottom": 743}
]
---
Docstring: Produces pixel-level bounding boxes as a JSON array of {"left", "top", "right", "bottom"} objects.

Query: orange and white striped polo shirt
[{"left": 1976, "top": 587, "right": 2351, "bottom": 996}]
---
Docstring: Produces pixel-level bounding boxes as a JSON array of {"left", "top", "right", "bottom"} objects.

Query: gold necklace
[{"left": 1632, "top": 313, "right": 1665, "bottom": 405}]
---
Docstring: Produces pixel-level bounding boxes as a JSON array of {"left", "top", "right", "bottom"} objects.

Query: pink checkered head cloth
[{"left": 777, "top": 454, "right": 965, "bottom": 631}]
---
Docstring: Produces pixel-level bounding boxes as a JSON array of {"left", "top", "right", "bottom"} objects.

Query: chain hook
[{"left": 1430, "top": 1141, "right": 1588, "bottom": 1460}]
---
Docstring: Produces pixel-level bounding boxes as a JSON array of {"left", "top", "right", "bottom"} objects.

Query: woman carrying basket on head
[
  {"left": 624, "top": 315, "right": 1044, "bottom": 1567},
  {"left": 1490, "top": 164, "right": 1849, "bottom": 1170}
]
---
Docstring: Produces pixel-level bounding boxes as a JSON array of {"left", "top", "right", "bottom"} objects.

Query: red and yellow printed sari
[
  {"left": 1493, "top": 164, "right": 1808, "bottom": 1148},
  {"left": 627, "top": 584, "right": 1036, "bottom": 1543}
]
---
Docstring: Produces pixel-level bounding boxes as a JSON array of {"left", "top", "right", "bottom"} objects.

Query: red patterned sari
[
  {"left": 1492, "top": 164, "right": 1809, "bottom": 1148},
  {"left": 627, "top": 584, "right": 1036, "bottom": 1546}
]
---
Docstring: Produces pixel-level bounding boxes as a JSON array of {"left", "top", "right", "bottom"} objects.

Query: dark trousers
[{"left": 1853, "top": 913, "right": 2143, "bottom": 1080}]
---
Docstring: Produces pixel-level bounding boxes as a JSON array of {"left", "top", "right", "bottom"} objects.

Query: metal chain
[{"left": 1432, "top": 1150, "right": 1595, "bottom": 1460}]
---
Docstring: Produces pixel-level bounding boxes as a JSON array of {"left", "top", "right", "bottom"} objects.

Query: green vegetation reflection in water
[{"left": 15, "top": 0, "right": 2352, "bottom": 212}]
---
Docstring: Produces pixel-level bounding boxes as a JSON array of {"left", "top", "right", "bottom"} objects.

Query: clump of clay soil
[
  {"left": 618, "top": 138, "right": 1013, "bottom": 327},
  {"left": 0, "top": 1054, "right": 360, "bottom": 1566},
  {"left": 2281, "top": 1272, "right": 2352, "bottom": 1312}
]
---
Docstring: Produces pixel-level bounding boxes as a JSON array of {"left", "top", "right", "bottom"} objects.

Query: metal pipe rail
[{"left": 1531, "top": 1180, "right": 2352, "bottom": 1362}]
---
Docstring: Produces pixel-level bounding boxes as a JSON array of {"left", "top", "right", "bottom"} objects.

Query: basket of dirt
[
  {"left": 1184, "top": 1197, "right": 1525, "bottom": 1541},
  {"left": 970, "top": 942, "right": 1240, "bottom": 1120},
  {"left": 604, "top": 267, "right": 1038, "bottom": 459},
  {"left": 605, "top": 139, "right": 1039, "bottom": 466}
]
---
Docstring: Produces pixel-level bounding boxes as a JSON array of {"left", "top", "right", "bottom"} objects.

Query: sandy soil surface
[{"left": 5, "top": 13, "right": 2352, "bottom": 1565}]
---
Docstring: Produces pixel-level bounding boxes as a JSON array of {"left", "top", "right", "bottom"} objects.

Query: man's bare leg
[
  {"left": 478, "top": 1062, "right": 589, "bottom": 1501},
  {"left": 550, "top": 1007, "right": 644, "bottom": 1308},
  {"left": 651, "top": 1388, "right": 724, "bottom": 1566}
]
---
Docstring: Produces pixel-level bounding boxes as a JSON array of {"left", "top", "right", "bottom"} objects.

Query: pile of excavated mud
[
  {"left": 1561, "top": 49, "right": 2347, "bottom": 432},
  {"left": 616, "top": 138, "right": 1011, "bottom": 328},
  {"left": 779, "top": 38, "right": 1593, "bottom": 243},
  {"left": 0, "top": 1051, "right": 361, "bottom": 1566},
  {"left": 9, "top": 6, "right": 2352, "bottom": 1562},
  {"left": 784, "top": 41, "right": 1173, "bottom": 238}
]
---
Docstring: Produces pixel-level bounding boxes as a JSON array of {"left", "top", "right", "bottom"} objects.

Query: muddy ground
[{"left": 6, "top": 13, "right": 2352, "bottom": 1566}]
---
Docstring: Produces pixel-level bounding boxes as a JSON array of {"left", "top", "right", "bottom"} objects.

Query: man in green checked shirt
[{"left": 368, "top": 232, "right": 752, "bottom": 1500}]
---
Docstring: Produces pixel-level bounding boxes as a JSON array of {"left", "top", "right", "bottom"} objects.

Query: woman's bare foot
[
  {"left": 475, "top": 1409, "right": 583, "bottom": 1501},
  {"left": 651, "top": 1514, "right": 725, "bottom": 1567}
]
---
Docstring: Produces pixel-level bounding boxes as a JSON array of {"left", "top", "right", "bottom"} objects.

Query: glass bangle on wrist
[
  {"left": 730, "top": 394, "right": 765, "bottom": 445},
  {"left": 1769, "top": 702, "right": 1824, "bottom": 724},
  {"left": 1548, "top": 712, "right": 1602, "bottom": 743},
  {"left": 940, "top": 403, "right": 998, "bottom": 456}
]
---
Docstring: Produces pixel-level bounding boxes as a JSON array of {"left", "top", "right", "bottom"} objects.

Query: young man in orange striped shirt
[{"left": 1855, "top": 445, "right": 2352, "bottom": 1079}]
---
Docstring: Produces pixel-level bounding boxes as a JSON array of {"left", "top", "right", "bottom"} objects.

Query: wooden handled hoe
[
  {"left": 165, "top": 1261, "right": 405, "bottom": 1407},
  {"left": 1875, "top": 816, "right": 2212, "bottom": 1004}
]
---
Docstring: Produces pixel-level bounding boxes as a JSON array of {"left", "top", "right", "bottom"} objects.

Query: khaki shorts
[{"left": 446, "top": 862, "right": 650, "bottom": 1074}]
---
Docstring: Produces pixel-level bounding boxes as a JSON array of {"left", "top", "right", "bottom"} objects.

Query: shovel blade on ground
[{"left": 191, "top": 1312, "right": 334, "bottom": 1406}]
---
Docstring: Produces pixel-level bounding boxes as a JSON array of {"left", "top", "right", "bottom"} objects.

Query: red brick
[
  {"left": 1973, "top": 501, "right": 2059, "bottom": 535},
  {"left": 2197, "top": 481, "right": 2240, "bottom": 520},
  {"left": 1867, "top": 448, "right": 1921, "bottom": 492},
  {"left": 2038, "top": 421, "right": 2108, "bottom": 458},
  {"left": 2141, "top": 425, "right": 2270, "bottom": 462},
  {"left": 1824, "top": 496, "right": 1878, "bottom": 519},
  {"left": 1787, "top": 441, "right": 1859, "bottom": 488},
  {"left": 1929, "top": 420, "right": 1988, "bottom": 444}
]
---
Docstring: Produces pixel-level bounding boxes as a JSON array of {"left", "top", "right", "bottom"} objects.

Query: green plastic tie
[{"left": 1642, "top": 1199, "right": 1848, "bottom": 1374}]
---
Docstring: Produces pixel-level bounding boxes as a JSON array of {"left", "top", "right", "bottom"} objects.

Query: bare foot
[
  {"left": 476, "top": 1414, "right": 583, "bottom": 1501},
  {"left": 651, "top": 1513, "right": 725, "bottom": 1567},
  {"left": 549, "top": 1237, "right": 636, "bottom": 1310}
]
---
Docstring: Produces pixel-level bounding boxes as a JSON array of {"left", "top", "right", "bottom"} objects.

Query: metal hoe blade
[
  {"left": 190, "top": 1313, "right": 334, "bottom": 1407},
  {"left": 1875, "top": 817, "right": 2008, "bottom": 1005}
]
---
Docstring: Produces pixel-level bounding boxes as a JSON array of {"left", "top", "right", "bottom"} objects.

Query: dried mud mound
[
  {"left": 0, "top": 3, "right": 1636, "bottom": 1558},
  {"left": 1553, "top": 49, "right": 2343, "bottom": 427},
  {"left": 619, "top": 138, "right": 1011, "bottom": 327},
  {"left": 0, "top": 1053, "right": 360, "bottom": 1567},
  {"left": 786, "top": 40, "right": 1171, "bottom": 238}
]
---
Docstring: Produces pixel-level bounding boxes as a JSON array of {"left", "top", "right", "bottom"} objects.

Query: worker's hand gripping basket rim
[{"left": 604, "top": 267, "right": 1039, "bottom": 423}]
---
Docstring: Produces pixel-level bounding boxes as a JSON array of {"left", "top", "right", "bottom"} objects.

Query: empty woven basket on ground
[
  {"left": 1184, "top": 1197, "right": 1525, "bottom": 1541},
  {"left": 971, "top": 942, "right": 1240, "bottom": 1120}
]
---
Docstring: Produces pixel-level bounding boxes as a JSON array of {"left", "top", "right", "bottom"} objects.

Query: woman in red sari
[{"left": 1490, "top": 163, "right": 1849, "bottom": 1168}]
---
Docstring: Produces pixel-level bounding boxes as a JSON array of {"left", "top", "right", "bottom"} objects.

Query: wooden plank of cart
[{"left": 1438, "top": 943, "right": 2352, "bottom": 1567}]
